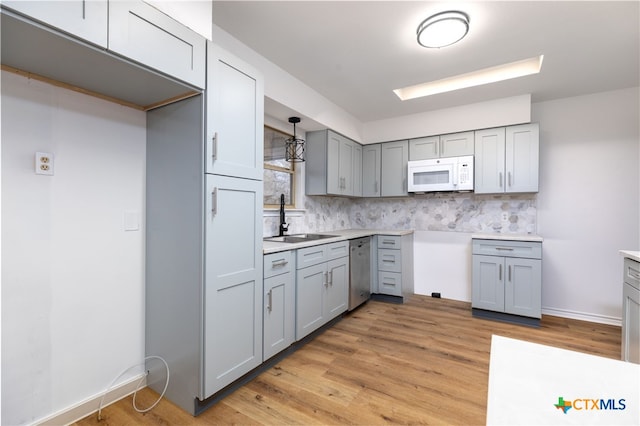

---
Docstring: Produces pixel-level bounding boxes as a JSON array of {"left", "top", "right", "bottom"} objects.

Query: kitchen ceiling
[{"left": 212, "top": 1, "right": 639, "bottom": 125}]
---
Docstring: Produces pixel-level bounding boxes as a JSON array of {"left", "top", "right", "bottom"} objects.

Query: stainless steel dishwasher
[{"left": 349, "top": 237, "right": 371, "bottom": 310}]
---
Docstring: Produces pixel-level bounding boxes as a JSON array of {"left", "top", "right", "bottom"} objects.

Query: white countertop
[
  {"left": 263, "top": 228, "right": 413, "bottom": 254},
  {"left": 487, "top": 335, "right": 640, "bottom": 425},
  {"left": 620, "top": 250, "right": 640, "bottom": 262},
  {"left": 472, "top": 233, "right": 543, "bottom": 242}
]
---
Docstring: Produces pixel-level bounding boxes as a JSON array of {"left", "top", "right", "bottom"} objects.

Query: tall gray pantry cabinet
[{"left": 146, "top": 43, "right": 264, "bottom": 415}]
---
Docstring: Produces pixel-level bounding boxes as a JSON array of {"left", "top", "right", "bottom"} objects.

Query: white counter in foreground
[{"left": 487, "top": 335, "right": 639, "bottom": 425}]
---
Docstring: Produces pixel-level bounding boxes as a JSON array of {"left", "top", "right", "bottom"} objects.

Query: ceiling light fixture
[
  {"left": 417, "top": 11, "right": 469, "bottom": 48},
  {"left": 285, "top": 116, "right": 305, "bottom": 162},
  {"left": 393, "top": 55, "right": 544, "bottom": 101}
]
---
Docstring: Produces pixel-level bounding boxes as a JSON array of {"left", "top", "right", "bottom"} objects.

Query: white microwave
[{"left": 407, "top": 155, "right": 474, "bottom": 193}]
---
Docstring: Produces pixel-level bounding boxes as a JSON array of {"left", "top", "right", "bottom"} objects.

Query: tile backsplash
[{"left": 264, "top": 193, "right": 537, "bottom": 236}]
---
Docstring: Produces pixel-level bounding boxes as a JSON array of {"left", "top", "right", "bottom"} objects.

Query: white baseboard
[
  {"left": 35, "top": 373, "right": 146, "bottom": 426},
  {"left": 542, "top": 307, "right": 621, "bottom": 327}
]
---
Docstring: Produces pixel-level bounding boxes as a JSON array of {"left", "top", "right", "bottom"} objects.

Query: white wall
[
  {"left": 534, "top": 87, "right": 640, "bottom": 324},
  {"left": 362, "top": 94, "right": 531, "bottom": 144},
  {"left": 1, "top": 71, "right": 146, "bottom": 425}
]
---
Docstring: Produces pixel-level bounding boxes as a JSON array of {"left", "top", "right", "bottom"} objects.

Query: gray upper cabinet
[
  {"left": 381, "top": 140, "right": 409, "bottom": 197},
  {"left": 109, "top": 1, "right": 206, "bottom": 89},
  {"left": 475, "top": 123, "right": 539, "bottom": 194},
  {"left": 206, "top": 42, "right": 264, "bottom": 181},
  {"left": 306, "top": 129, "right": 362, "bottom": 197},
  {"left": 362, "top": 144, "right": 382, "bottom": 197},
  {"left": 409, "top": 132, "right": 474, "bottom": 160},
  {"left": 2, "top": 0, "right": 108, "bottom": 47}
]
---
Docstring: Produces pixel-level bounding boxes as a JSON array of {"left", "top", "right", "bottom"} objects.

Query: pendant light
[{"left": 285, "top": 116, "right": 305, "bottom": 162}]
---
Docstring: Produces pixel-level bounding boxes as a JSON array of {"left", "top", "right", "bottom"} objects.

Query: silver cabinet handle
[
  {"left": 211, "top": 188, "right": 217, "bottom": 215},
  {"left": 508, "top": 265, "right": 512, "bottom": 282},
  {"left": 267, "top": 289, "right": 273, "bottom": 313},
  {"left": 508, "top": 171, "right": 512, "bottom": 187},
  {"left": 495, "top": 247, "right": 514, "bottom": 251},
  {"left": 499, "top": 264, "right": 502, "bottom": 280},
  {"left": 382, "top": 240, "right": 395, "bottom": 245},
  {"left": 211, "top": 132, "right": 218, "bottom": 160},
  {"left": 628, "top": 269, "right": 640, "bottom": 280},
  {"left": 329, "top": 270, "right": 333, "bottom": 286},
  {"left": 271, "top": 260, "right": 288, "bottom": 268},
  {"left": 324, "top": 271, "right": 329, "bottom": 287}
]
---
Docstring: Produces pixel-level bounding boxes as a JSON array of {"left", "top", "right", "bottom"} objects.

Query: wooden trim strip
[{"left": 1, "top": 64, "right": 199, "bottom": 111}]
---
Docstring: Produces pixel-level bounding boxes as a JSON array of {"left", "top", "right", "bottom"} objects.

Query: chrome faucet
[{"left": 278, "top": 193, "right": 288, "bottom": 236}]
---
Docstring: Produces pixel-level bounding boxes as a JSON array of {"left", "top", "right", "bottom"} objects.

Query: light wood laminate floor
[{"left": 75, "top": 295, "right": 621, "bottom": 425}]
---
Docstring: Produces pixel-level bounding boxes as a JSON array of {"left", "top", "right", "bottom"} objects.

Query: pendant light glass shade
[
  {"left": 285, "top": 117, "right": 305, "bottom": 162},
  {"left": 417, "top": 11, "right": 469, "bottom": 48}
]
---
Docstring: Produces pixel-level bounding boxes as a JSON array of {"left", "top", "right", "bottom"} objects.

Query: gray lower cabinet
[
  {"left": 295, "top": 241, "right": 349, "bottom": 340},
  {"left": 263, "top": 251, "right": 295, "bottom": 361},
  {"left": 375, "top": 234, "right": 414, "bottom": 299},
  {"left": 203, "top": 175, "right": 263, "bottom": 397},
  {"left": 472, "top": 239, "right": 542, "bottom": 323},
  {"left": 622, "top": 258, "right": 640, "bottom": 363}
]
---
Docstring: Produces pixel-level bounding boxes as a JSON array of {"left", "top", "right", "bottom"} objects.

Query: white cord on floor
[{"left": 97, "top": 355, "right": 170, "bottom": 421}]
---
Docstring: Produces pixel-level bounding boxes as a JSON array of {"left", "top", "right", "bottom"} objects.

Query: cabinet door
[
  {"left": 326, "top": 131, "right": 342, "bottom": 194},
  {"left": 3, "top": 0, "right": 108, "bottom": 47},
  {"left": 326, "top": 257, "right": 349, "bottom": 320},
  {"left": 108, "top": 1, "right": 206, "bottom": 88},
  {"left": 362, "top": 144, "right": 381, "bottom": 197},
  {"left": 622, "top": 282, "right": 640, "bottom": 363},
  {"left": 439, "top": 131, "right": 474, "bottom": 158},
  {"left": 296, "top": 263, "right": 326, "bottom": 340},
  {"left": 338, "top": 138, "right": 355, "bottom": 195},
  {"left": 506, "top": 123, "right": 539, "bottom": 193},
  {"left": 504, "top": 258, "right": 541, "bottom": 318},
  {"left": 206, "top": 43, "right": 264, "bottom": 180},
  {"left": 474, "top": 127, "right": 506, "bottom": 194},
  {"left": 352, "top": 143, "right": 363, "bottom": 197},
  {"left": 203, "top": 174, "right": 263, "bottom": 398},
  {"left": 409, "top": 136, "right": 439, "bottom": 160},
  {"left": 381, "top": 140, "right": 409, "bottom": 197},
  {"left": 263, "top": 271, "right": 295, "bottom": 361},
  {"left": 472, "top": 255, "right": 505, "bottom": 311}
]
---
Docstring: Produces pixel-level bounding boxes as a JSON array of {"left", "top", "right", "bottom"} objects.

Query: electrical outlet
[
  {"left": 35, "top": 152, "right": 54, "bottom": 175},
  {"left": 501, "top": 212, "right": 509, "bottom": 221}
]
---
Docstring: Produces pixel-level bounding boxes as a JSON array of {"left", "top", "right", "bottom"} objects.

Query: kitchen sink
[{"left": 263, "top": 233, "right": 339, "bottom": 243}]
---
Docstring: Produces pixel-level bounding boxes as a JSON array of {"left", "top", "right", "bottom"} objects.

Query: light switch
[{"left": 124, "top": 210, "right": 140, "bottom": 231}]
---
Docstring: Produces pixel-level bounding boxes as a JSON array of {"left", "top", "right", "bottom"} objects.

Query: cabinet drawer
[
  {"left": 378, "top": 248, "right": 402, "bottom": 273},
  {"left": 264, "top": 251, "right": 292, "bottom": 278},
  {"left": 377, "top": 235, "right": 401, "bottom": 249},
  {"left": 326, "top": 241, "right": 349, "bottom": 261},
  {"left": 624, "top": 258, "right": 640, "bottom": 290},
  {"left": 472, "top": 239, "right": 541, "bottom": 259},
  {"left": 378, "top": 271, "right": 403, "bottom": 296},
  {"left": 296, "top": 244, "right": 327, "bottom": 269}
]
